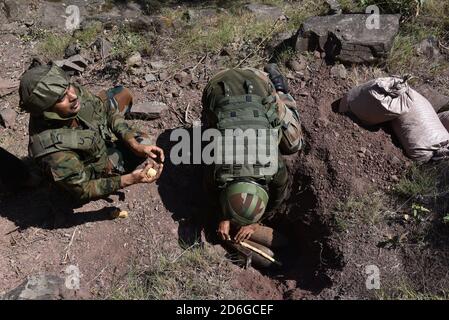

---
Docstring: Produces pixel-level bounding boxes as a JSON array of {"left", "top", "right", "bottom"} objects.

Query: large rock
[
  {"left": 38, "top": 2, "right": 70, "bottom": 29},
  {"left": 183, "top": 8, "right": 220, "bottom": 24},
  {"left": 1, "top": 0, "right": 30, "bottom": 22},
  {"left": 38, "top": 0, "right": 90, "bottom": 30},
  {"left": 1, "top": 274, "right": 88, "bottom": 300},
  {"left": 54, "top": 55, "right": 89, "bottom": 74},
  {"left": 244, "top": 4, "right": 284, "bottom": 21},
  {"left": 129, "top": 101, "right": 168, "bottom": 120},
  {"left": 296, "top": 14, "right": 400, "bottom": 64},
  {"left": 415, "top": 84, "right": 449, "bottom": 112},
  {"left": 0, "top": 108, "right": 16, "bottom": 128},
  {"left": 0, "top": 78, "right": 19, "bottom": 97},
  {"left": 416, "top": 36, "right": 441, "bottom": 61},
  {"left": 265, "top": 30, "right": 296, "bottom": 56}
]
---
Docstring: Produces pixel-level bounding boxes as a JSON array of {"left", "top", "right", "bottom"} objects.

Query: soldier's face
[{"left": 51, "top": 85, "right": 80, "bottom": 118}]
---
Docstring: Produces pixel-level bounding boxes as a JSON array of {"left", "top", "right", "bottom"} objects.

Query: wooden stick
[
  {"left": 63, "top": 226, "right": 78, "bottom": 264},
  {"left": 184, "top": 103, "right": 191, "bottom": 123},
  {"left": 240, "top": 241, "right": 276, "bottom": 263}
]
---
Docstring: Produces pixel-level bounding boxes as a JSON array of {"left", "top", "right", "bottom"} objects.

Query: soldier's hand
[
  {"left": 143, "top": 145, "right": 165, "bottom": 162},
  {"left": 132, "top": 144, "right": 165, "bottom": 163},
  {"left": 235, "top": 224, "right": 259, "bottom": 243},
  {"left": 217, "top": 220, "right": 231, "bottom": 241},
  {"left": 131, "top": 160, "right": 163, "bottom": 184}
]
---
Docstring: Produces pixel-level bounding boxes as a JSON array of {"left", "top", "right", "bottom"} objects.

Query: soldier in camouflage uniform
[
  {"left": 202, "top": 64, "right": 304, "bottom": 244},
  {"left": 19, "top": 65, "right": 164, "bottom": 202}
]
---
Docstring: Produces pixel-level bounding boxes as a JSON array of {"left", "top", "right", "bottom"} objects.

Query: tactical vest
[
  {"left": 204, "top": 69, "right": 281, "bottom": 187},
  {"left": 28, "top": 85, "right": 114, "bottom": 174}
]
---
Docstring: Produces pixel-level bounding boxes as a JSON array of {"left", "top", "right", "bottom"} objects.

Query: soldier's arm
[
  {"left": 41, "top": 151, "right": 163, "bottom": 201},
  {"left": 41, "top": 151, "right": 122, "bottom": 201},
  {"left": 275, "top": 93, "right": 304, "bottom": 155}
]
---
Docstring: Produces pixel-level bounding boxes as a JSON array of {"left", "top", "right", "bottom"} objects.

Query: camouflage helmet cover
[
  {"left": 19, "top": 65, "right": 69, "bottom": 114},
  {"left": 219, "top": 181, "right": 269, "bottom": 226}
]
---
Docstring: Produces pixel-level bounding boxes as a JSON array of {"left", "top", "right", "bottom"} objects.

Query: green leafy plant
[
  {"left": 411, "top": 203, "right": 430, "bottom": 221},
  {"left": 443, "top": 215, "right": 449, "bottom": 224}
]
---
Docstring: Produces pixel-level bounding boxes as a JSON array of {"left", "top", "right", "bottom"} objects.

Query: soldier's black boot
[{"left": 264, "top": 63, "right": 289, "bottom": 94}]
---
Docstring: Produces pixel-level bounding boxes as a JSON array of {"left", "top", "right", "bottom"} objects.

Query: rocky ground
[{"left": 1, "top": 0, "right": 449, "bottom": 300}]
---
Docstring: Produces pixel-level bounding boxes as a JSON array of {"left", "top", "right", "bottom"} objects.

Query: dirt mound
[{"left": 252, "top": 57, "right": 415, "bottom": 299}]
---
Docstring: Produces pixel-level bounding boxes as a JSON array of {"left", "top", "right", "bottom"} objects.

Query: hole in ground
[{"left": 257, "top": 163, "right": 344, "bottom": 298}]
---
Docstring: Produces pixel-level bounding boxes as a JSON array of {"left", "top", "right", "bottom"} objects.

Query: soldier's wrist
[
  {"left": 120, "top": 173, "right": 135, "bottom": 188},
  {"left": 126, "top": 137, "right": 139, "bottom": 149}
]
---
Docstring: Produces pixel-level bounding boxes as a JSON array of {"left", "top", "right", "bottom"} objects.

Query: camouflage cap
[
  {"left": 19, "top": 65, "right": 69, "bottom": 114},
  {"left": 219, "top": 181, "right": 269, "bottom": 226}
]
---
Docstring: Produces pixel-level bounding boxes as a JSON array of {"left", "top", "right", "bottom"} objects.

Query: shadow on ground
[
  {"left": 0, "top": 183, "right": 119, "bottom": 231},
  {"left": 156, "top": 127, "right": 207, "bottom": 247}
]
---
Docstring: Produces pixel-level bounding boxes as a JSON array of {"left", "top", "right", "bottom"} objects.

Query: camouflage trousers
[{"left": 98, "top": 86, "right": 153, "bottom": 175}]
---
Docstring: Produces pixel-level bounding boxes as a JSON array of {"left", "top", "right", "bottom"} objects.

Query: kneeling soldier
[{"left": 202, "top": 64, "right": 304, "bottom": 254}]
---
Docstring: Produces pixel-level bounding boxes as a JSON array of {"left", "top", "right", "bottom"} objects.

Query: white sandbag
[
  {"left": 392, "top": 90, "right": 449, "bottom": 162},
  {"left": 339, "top": 77, "right": 412, "bottom": 125},
  {"left": 438, "top": 111, "right": 449, "bottom": 132}
]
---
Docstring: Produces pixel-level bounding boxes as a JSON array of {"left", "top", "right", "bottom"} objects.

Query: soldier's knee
[
  {"left": 102, "top": 86, "right": 133, "bottom": 114},
  {"left": 113, "top": 87, "right": 133, "bottom": 114}
]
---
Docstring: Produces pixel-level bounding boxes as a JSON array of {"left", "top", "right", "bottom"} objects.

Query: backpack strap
[
  {"left": 244, "top": 80, "right": 254, "bottom": 94},
  {"left": 220, "top": 81, "right": 232, "bottom": 97},
  {"left": 216, "top": 93, "right": 265, "bottom": 109},
  {"left": 29, "top": 128, "right": 104, "bottom": 159}
]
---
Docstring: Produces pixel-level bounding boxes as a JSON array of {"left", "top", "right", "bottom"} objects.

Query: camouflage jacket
[{"left": 29, "top": 84, "right": 135, "bottom": 201}]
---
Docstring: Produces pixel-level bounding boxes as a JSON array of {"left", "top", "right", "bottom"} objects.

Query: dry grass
[
  {"left": 377, "top": 281, "right": 449, "bottom": 300},
  {"left": 109, "top": 244, "right": 245, "bottom": 300},
  {"left": 393, "top": 164, "right": 440, "bottom": 199},
  {"left": 334, "top": 191, "right": 389, "bottom": 231},
  {"left": 346, "top": 65, "right": 386, "bottom": 87},
  {"left": 171, "top": 0, "right": 327, "bottom": 63}
]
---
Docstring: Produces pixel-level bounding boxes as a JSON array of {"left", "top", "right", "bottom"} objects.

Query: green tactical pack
[{"left": 203, "top": 69, "right": 281, "bottom": 187}]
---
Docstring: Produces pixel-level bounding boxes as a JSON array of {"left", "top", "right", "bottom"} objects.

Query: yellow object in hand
[
  {"left": 111, "top": 210, "right": 129, "bottom": 219},
  {"left": 147, "top": 167, "right": 158, "bottom": 178}
]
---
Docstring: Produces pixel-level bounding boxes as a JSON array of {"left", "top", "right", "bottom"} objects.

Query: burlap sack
[
  {"left": 339, "top": 77, "right": 412, "bottom": 125},
  {"left": 392, "top": 90, "right": 449, "bottom": 162}
]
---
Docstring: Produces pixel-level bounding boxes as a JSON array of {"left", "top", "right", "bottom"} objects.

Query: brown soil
[{"left": 1, "top": 1, "right": 449, "bottom": 300}]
